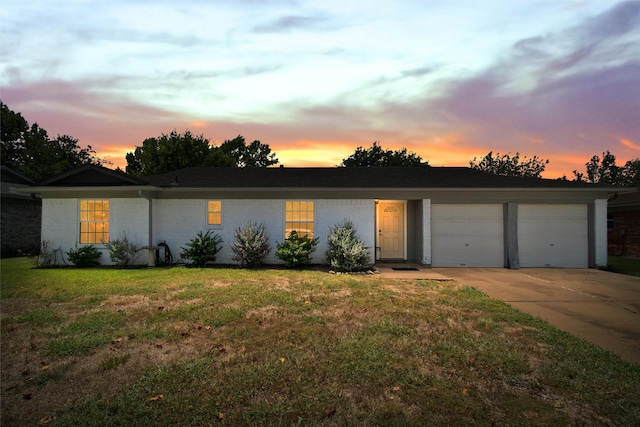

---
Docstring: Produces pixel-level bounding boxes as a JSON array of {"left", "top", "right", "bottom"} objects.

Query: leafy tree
[
  {"left": 1, "top": 102, "right": 28, "bottom": 161},
  {"left": 1, "top": 101, "right": 106, "bottom": 181},
  {"left": 573, "top": 151, "right": 640, "bottom": 186},
  {"left": 340, "top": 142, "right": 425, "bottom": 167},
  {"left": 219, "top": 135, "right": 279, "bottom": 168},
  {"left": 470, "top": 151, "right": 548, "bottom": 178},
  {"left": 125, "top": 130, "right": 233, "bottom": 175},
  {"left": 125, "top": 132, "right": 279, "bottom": 175}
]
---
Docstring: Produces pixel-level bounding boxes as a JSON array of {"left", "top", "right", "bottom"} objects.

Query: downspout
[{"left": 138, "top": 190, "right": 154, "bottom": 247}]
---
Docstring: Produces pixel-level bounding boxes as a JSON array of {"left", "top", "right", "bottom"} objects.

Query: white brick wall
[
  {"left": 42, "top": 198, "right": 78, "bottom": 265},
  {"left": 42, "top": 197, "right": 377, "bottom": 266},
  {"left": 315, "top": 199, "right": 375, "bottom": 263},
  {"left": 153, "top": 199, "right": 283, "bottom": 264},
  {"left": 41, "top": 198, "right": 149, "bottom": 266},
  {"left": 152, "top": 198, "right": 375, "bottom": 265}
]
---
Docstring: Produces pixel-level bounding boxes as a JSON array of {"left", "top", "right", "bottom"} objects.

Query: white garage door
[
  {"left": 432, "top": 204, "right": 504, "bottom": 267},
  {"left": 518, "top": 204, "right": 588, "bottom": 268}
]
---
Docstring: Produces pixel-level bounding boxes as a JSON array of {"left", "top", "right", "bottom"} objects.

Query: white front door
[{"left": 378, "top": 201, "right": 405, "bottom": 259}]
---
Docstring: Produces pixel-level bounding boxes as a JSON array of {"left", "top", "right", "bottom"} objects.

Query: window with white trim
[
  {"left": 79, "top": 200, "right": 110, "bottom": 244},
  {"left": 285, "top": 201, "right": 315, "bottom": 238},
  {"left": 207, "top": 200, "right": 222, "bottom": 225}
]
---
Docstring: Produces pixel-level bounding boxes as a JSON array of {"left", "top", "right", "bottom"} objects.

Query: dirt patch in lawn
[{"left": 1, "top": 313, "right": 223, "bottom": 426}]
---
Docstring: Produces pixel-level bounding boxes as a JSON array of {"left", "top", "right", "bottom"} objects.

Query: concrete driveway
[{"left": 432, "top": 268, "right": 640, "bottom": 365}]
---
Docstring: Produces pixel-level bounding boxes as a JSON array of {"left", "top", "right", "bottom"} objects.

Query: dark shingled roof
[
  {"left": 37, "top": 164, "right": 148, "bottom": 186},
  {"left": 140, "top": 167, "right": 610, "bottom": 189}
]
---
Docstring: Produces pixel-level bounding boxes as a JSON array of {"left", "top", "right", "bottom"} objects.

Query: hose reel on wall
[{"left": 155, "top": 241, "right": 173, "bottom": 265}]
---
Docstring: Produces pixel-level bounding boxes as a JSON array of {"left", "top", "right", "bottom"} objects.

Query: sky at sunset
[{"left": 1, "top": 0, "right": 639, "bottom": 178}]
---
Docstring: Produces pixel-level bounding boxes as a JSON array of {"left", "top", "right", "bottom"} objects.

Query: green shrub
[
  {"left": 104, "top": 233, "right": 141, "bottom": 267},
  {"left": 180, "top": 230, "right": 223, "bottom": 267},
  {"left": 231, "top": 221, "right": 271, "bottom": 268},
  {"left": 66, "top": 245, "right": 101, "bottom": 267},
  {"left": 275, "top": 230, "right": 320, "bottom": 268},
  {"left": 30, "top": 240, "right": 58, "bottom": 267},
  {"left": 325, "top": 219, "right": 371, "bottom": 272}
]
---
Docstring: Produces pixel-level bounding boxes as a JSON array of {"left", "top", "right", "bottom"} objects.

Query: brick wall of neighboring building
[
  {"left": 1, "top": 197, "right": 42, "bottom": 256},
  {"left": 608, "top": 208, "right": 640, "bottom": 258}
]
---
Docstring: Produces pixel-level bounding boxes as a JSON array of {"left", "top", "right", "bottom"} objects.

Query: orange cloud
[{"left": 620, "top": 138, "right": 640, "bottom": 150}]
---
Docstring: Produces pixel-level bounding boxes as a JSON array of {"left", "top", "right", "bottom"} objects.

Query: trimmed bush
[
  {"left": 66, "top": 245, "right": 101, "bottom": 267},
  {"left": 231, "top": 221, "right": 271, "bottom": 268},
  {"left": 275, "top": 230, "right": 320, "bottom": 268},
  {"left": 180, "top": 230, "right": 223, "bottom": 267},
  {"left": 104, "top": 233, "right": 141, "bottom": 267},
  {"left": 325, "top": 219, "right": 371, "bottom": 272}
]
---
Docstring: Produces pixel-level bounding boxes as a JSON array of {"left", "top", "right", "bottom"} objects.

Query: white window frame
[
  {"left": 284, "top": 200, "right": 315, "bottom": 239},
  {"left": 79, "top": 199, "right": 110, "bottom": 245},
  {"left": 206, "top": 200, "right": 223, "bottom": 227}
]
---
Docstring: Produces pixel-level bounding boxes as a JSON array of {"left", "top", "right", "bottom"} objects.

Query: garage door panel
[
  {"left": 432, "top": 204, "right": 504, "bottom": 267},
  {"left": 518, "top": 205, "right": 588, "bottom": 268}
]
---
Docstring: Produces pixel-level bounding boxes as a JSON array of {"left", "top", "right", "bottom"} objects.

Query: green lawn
[
  {"left": 2, "top": 257, "right": 639, "bottom": 426},
  {"left": 605, "top": 256, "right": 640, "bottom": 277}
]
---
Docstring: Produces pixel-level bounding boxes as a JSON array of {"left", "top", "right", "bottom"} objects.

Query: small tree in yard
[
  {"left": 231, "top": 221, "right": 271, "bottom": 268},
  {"left": 275, "top": 230, "right": 320, "bottom": 268},
  {"left": 325, "top": 220, "right": 371, "bottom": 272},
  {"left": 180, "top": 230, "right": 223, "bottom": 267},
  {"left": 104, "top": 233, "right": 141, "bottom": 267}
]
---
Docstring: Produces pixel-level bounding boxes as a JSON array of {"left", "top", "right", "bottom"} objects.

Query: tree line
[{"left": 1, "top": 101, "right": 638, "bottom": 186}]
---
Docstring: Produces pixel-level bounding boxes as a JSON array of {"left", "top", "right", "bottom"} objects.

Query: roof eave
[
  {"left": 12, "top": 185, "right": 158, "bottom": 194},
  {"left": 155, "top": 186, "right": 620, "bottom": 192}
]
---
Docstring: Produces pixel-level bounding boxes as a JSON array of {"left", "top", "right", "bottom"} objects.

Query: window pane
[
  {"left": 285, "top": 200, "right": 314, "bottom": 239},
  {"left": 79, "top": 199, "right": 109, "bottom": 245},
  {"left": 207, "top": 200, "right": 222, "bottom": 225},
  {"left": 208, "top": 213, "right": 221, "bottom": 225}
]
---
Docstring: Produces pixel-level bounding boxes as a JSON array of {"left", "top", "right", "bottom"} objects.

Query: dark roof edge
[{"left": 37, "top": 164, "right": 148, "bottom": 186}]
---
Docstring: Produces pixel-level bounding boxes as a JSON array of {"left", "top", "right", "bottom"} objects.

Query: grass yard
[
  {"left": 1, "top": 258, "right": 639, "bottom": 426},
  {"left": 605, "top": 256, "right": 640, "bottom": 277}
]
